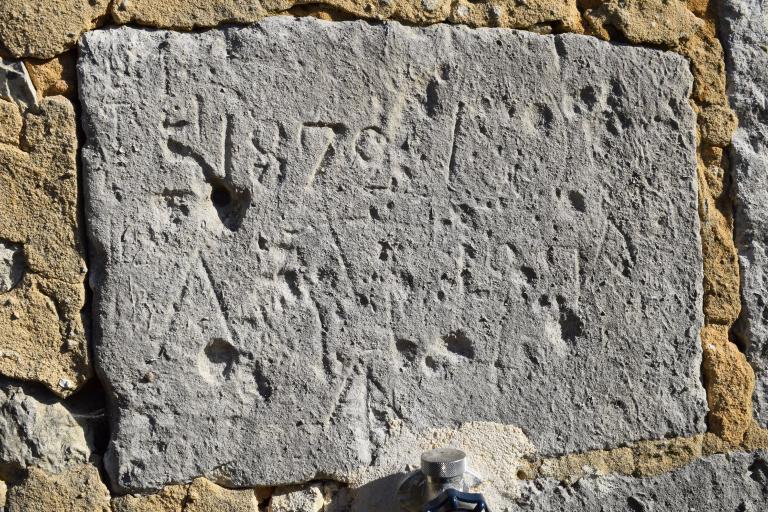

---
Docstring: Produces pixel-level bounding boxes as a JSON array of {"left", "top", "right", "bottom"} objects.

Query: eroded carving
[{"left": 79, "top": 19, "right": 704, "bottom": 491}]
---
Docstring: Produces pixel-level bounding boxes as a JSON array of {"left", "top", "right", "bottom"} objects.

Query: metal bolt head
[{"left": 420, "top": 448, "right": 467, "bottom": 479}]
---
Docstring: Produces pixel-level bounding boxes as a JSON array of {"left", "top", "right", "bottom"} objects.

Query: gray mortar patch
[
  {"left": 721, "top": 0, "right": 768, "bottom": 428},
  {"left": 78, "top": 18, "right": 705, "bottom": 492}
]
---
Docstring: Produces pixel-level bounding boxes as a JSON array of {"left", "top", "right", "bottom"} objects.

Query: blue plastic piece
[{"left": 423, "top": 488, "right": 489, "bottom": 512}]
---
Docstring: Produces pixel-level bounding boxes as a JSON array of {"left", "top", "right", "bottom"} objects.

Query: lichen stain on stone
[
  {"left": 0, "top": 96, "right": 89, "bottom": 397},
  {"left": 0, "top": 240, "right": 24, "bottom": 293}
]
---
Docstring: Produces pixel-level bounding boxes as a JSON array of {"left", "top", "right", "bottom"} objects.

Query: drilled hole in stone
[
  {"left": 211, "top": 185, "right": 232, "bottom": 208},
  {"left": 208, "top": 180, "right": 250, "bottom": 231},
  {"left": 0, "top": 240, "right": 24, "bottom": 293}
]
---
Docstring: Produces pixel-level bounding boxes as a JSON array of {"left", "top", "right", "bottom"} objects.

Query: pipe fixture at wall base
[{"left": 397, "top": 448, "right": 489, "bottom": 512}]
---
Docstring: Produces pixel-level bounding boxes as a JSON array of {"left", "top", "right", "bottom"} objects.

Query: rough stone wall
[
  {"left": 720, "top": 0, "right": 768, "bottom": 430},
  {"left": 0, "top": 0, "right": 767, "bottom": 510}
]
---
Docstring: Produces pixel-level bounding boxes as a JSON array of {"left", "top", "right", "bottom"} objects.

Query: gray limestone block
[
  {"left": 0, "top": 379, "right": 96, "bottom": 480},
  {"left": 720, "top": 0, "right": 768, "bottom": 427},
  {"left": 0, "top": 58, "right": 36, "bottom": 110},
  {"left": 516, "top": 451, "right": 768, "bottom": 511},
  {"left": 78, "top": 18, "right": 705, "bottom": 492},
  {"left": 0, "top": 240, "right": 24, "bottom": 293}
]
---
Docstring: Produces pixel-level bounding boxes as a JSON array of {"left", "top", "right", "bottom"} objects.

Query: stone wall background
[{"left": 0, "top": 0, "right": 767, "bottom": 510}]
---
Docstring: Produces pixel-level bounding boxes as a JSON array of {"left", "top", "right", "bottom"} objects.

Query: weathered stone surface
[
  {"left": 0, "top": 242, "right": 24, "bottom": 294},
  {"left": 0, "top": 0, "right": 110, "bottom": 59},
  {"left": 108, "top": 0, "right": 581, "bottom": 32},
  {"left": 113, "top": 478, "right": 259, "bottom": 512},
  {"left": 530, "top": 432, "right": 738, "bottom": 484},
  {"left": 447, "top": 0, "right": 582, "bottom": 32},
  {"left": 186, "top": 478, "right": 259, "bottom": 512},
  {"left": 0, "top": 379, "right": 93, "bottom": 480},
  {"left": 0, "top": 100, "right": 22, "bottom": 145},
  {"left": 79, "top": 18, "right": 705, "bottom": 491},
  {"left": 6, "top": 464, "right": 111, "bottom": 512},
  {"left": 110, "top": 0, "right": 267, "bottom": 29},
  {"left": 112, "top": 484, "right": 188, "bottom": 512},
  {"left": 0, "top": 96, "right": 89, "bottom": 396},
  {"left": 24, "top": 52, "right": 77, "bottom": 100},
  {"left": 269, "top": 484, "right": 323, "bottom": 512},
  {"left": 720, "top": 0, "right": 768, "bottom": 427},
  {"left": 0, "top": 0, "right": 582, "bottom": 56},
  {"left": 701, "top": 323, "right": 756, "bottom": 442},
  {"left": 345, "top": 421, "right": 534, "bottom": 511},
  {"left": 611, "top": 2, "right": 747, "bottom": 437},
  {"left": 584, "top": 0, "right": 702, "bottom": 46},
  {"left": 516, "top": 450, "right": 768, "bottom": 510},
  {"left": 0, "top": 58, "right": 35, "bottom": 110}
]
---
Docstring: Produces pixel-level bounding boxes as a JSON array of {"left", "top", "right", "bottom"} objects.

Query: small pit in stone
[
  {"left": 0, "top": 240, "right": 24, "bottom": 293},
  {"left": 568, "top": 190, "right": 587, "bottom": 212},
  {"left": 395, "top": 337, "right": 419, "bottom": 363},
  {"left": 197, "top": 338, "right": 239, "bottom": 383},
  {"left": 558, "top": 304, "right": 584, "bottom": 344},
  {"left": 211, "top": 185, "right": 232, "bottom": 208},
  {"left": 443, "top": 330, "right": 475, "bottom": 359},
  {"left": 208, "top": 180, "right": 250, "bottom": 231}
]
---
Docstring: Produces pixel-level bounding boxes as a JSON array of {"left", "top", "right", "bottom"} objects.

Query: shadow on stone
[{"left": 348, "top": 472, "right": 407, "bottom": 512}]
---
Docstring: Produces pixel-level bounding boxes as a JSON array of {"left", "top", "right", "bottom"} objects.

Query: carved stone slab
[
  {"left": 720, "top": 0, "right": 768, "bottom": 427},
  {"left": 78, "top": 18, "right": 705, "bottom": 491}
]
